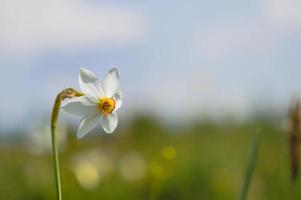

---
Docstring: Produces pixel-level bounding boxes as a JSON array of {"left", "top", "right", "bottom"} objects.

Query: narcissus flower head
[{"left": 62, "top": 67, "right": 123, "bottom": 138}]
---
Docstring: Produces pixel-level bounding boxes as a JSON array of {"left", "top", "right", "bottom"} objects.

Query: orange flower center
[{"left": 98, "top": 97, "right": 115, "bottom": 115}]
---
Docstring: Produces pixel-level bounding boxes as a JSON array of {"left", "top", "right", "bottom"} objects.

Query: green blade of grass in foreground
[{"left": 238, "top": 131, "right": 260, "bottom": 200}]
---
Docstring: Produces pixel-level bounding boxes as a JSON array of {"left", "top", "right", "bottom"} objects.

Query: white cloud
[
  {"left": 192, "top": 23, "right": 276, "bottom": 62},
  {"left": 264, "top": 0, "right": 301, "bottom": 28},
  {"left": 0, "top": 0, "right": 145, "bottom": 55},
  {"left": 126, "top": 69, "right": 251, "bottom": 122},
  {"left": 193, "top": 0, "right": 301, "bottom": 62}
]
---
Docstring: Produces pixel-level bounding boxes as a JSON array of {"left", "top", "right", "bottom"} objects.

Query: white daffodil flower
[{"left": 62, "top": 67, "right": 123, "bottom": 138}]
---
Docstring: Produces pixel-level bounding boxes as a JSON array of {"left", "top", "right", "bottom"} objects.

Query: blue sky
[{"left": 1, "top": 0, "right": 301, "bottom": 130}]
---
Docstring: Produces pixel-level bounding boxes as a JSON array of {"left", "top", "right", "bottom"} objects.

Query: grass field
[{"left": 0, "top": 116, "right": 299, "bottom": 200}]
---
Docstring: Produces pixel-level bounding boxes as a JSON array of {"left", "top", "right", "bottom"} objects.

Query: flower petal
[
  {"left": 62, "top": 96, "right": 97, "bottom": 117},
  {"left": 79, "top": 68, "right": 104, "bottom": 98},
  {"left": 103, "top": 68, "right": 119, "bottom": 97},
  {"left": 77, "top": 110, "right": 101, "bottom": 138},
  {"left": 114, "top": 90, "right": 123, "bottom": 111},
  {"left": 100, "top": 112, "right": 118, "bottom": 134}
]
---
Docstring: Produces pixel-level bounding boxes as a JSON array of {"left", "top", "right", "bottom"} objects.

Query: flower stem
[
  {"left": 51, "top": 88, "right": 83, "bottom": 200},
  {"left": 238, "top": 131, "right": 260, "bottom": 200}
]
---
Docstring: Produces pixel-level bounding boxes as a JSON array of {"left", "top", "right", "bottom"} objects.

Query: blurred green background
[
  {"left": 0, "top": 114, "right": 298, "bottom": 200},
  {"left": 1, "top": 0, "right": 301, "bottom": 199}
]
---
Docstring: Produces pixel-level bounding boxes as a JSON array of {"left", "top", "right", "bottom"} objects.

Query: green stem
[
  {"left": 51, "top": 88, "right": 83, "bottom": 200},
  {"left": 51, "top": 93, "right": 63, "bottom": 200},
  {"left": 238, "top": 131, "right": 260, "bottom": 200}
]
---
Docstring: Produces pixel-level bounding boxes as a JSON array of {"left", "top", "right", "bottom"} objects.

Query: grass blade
[{"left": 238, "top": 131, "right": 260, "bottom": 200}]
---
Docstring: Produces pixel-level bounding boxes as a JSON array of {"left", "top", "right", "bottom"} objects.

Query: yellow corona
[{"left": 98, "top": 97, "right": 115, "bottom": 115}]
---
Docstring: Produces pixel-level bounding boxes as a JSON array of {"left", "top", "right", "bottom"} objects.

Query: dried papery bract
[
  {"left": 288, "top": 97, "right": 301, "bottom": 181},
  {"left": 60, "top": 88, "right": 84, "bottom": 100}
]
